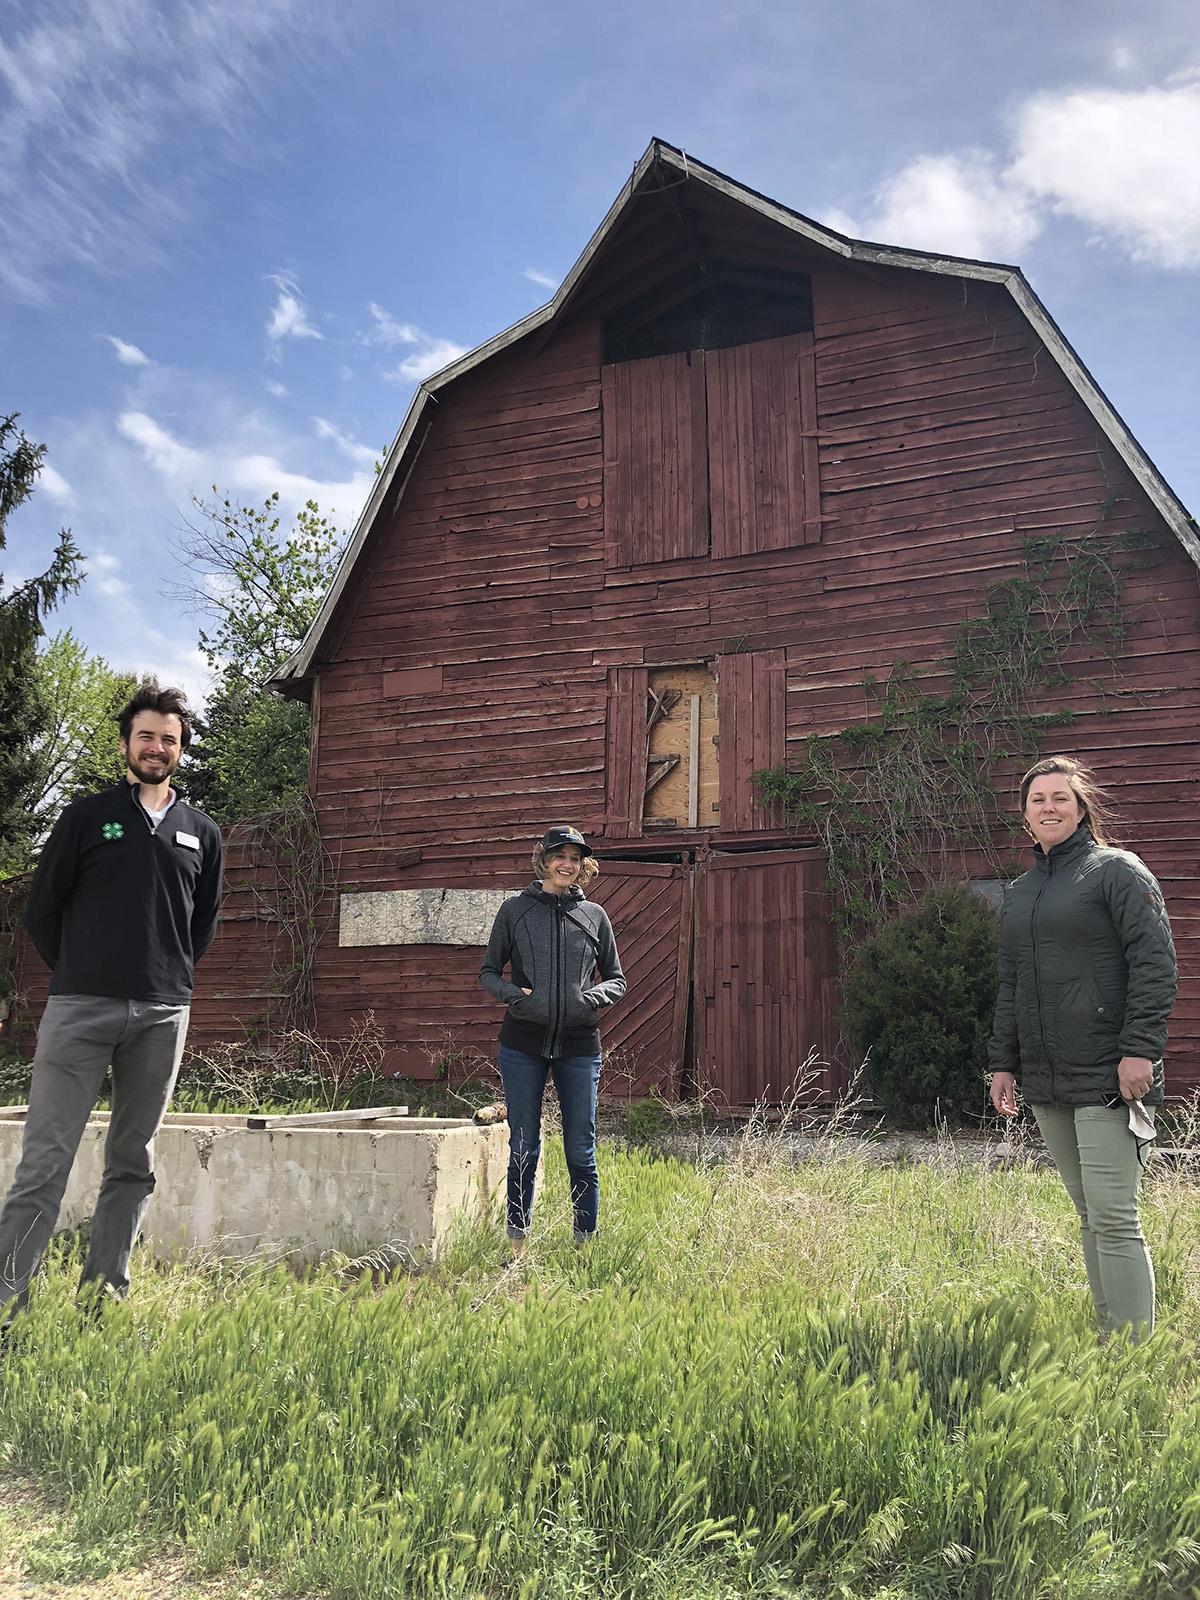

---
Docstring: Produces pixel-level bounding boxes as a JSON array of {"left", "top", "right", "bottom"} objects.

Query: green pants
[{"left": 1032, "top": 1103, "right": 1155, "bottom": 1340}]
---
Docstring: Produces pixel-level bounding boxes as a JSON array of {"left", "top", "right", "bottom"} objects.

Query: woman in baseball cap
[{"left": 479, "top": 825, "right": 626, "bottom": 1249}]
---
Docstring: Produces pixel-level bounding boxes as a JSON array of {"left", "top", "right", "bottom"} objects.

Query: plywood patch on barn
[
  {"left": 340, "top": 888, "right": 518, "bottom": 947},
  {"left": 644, "top": 665, "right": 719, "bottom": 829}
]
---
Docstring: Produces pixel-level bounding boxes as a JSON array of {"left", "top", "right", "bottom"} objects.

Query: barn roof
[{"left": 275, "top": 138, "right": 1199, "bottom": 691}]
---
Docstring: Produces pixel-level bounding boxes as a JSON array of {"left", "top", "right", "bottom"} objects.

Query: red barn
[
  {"left": 263, "top": 141, "right": 1199, "bottom": 1103},
  {"left": 8, "top": 141, "right": 1196, "bottom": 1104}
]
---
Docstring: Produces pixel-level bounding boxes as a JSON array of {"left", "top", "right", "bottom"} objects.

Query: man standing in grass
[{"left": 0, "top": 681, "right": 222, "bottom": 1321}]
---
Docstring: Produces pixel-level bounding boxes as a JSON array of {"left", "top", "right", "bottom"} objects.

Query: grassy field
[{"left": 1, "top": 1127, "right": 1199, "bottom": 1600}]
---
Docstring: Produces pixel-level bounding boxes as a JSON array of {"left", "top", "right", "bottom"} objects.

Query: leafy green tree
[
  {"left": 170, "top": 491, "right": 343, "bottom": 825},
  {"left": 24, "top": 631, "right": 136, "bottom": 847},
  {"left": 0, "top": 414, "right": 85, "bottom": 876}
]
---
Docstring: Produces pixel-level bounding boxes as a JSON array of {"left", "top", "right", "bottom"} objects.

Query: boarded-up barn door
[
  {"left": 587, "top": 861, "right": 692, "bottom": 1097},
  {"left": 694, "top": 849, "right": 840, "bottom": 1107}
]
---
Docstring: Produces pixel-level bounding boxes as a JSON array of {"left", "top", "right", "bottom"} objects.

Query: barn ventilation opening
[{"left": 603, "top": 272, "right": 813, "bottom": 364}]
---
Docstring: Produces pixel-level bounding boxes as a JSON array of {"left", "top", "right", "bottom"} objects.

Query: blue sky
[{"left": 3, "top": 0, "right": 1198, "bottom": 702}]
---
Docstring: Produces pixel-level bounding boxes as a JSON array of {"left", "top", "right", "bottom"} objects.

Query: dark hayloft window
[{"left": 602, "top": 271, "right": 813, "bottom": 365}]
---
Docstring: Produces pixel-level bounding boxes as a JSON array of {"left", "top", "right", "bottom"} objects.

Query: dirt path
[{"left": 0, "top": 1475, "right": 296, "bottom": 1600}]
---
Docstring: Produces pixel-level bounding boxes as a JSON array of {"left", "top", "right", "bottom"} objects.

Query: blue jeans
[{"left": 497, "top": 1044, "right": 601, "bottom": 1241}]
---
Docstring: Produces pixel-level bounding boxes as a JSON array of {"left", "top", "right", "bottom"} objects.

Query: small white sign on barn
[{"left": 338, "top": 888, "right": 519, "bottom": 947}]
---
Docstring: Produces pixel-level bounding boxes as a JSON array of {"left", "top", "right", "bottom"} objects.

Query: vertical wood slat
[
  {"left": 707, "top": 333, "right": 813, "bottom": 557},
  {"left": 604, "top": 666, "right": 649, "bottom": 838},
  {"left": 718, "top": 648, "right": 786, "bottom": 834},
  {"left": 796, "top": 331, "right": 822, "bottom": 543},
  {"left": 306, "top": 675, "right": 322, "bottom": 799},
  {"left": 602, "top": 352, "right": 707, "bottom": 568}
]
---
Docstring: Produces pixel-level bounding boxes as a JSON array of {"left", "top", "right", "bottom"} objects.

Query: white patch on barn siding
[{"left": 339, "top": 888, "right": 519, "bottom": 947}]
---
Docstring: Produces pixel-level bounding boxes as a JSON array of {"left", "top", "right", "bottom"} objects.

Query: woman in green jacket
[{"left": 988, "top": 756, "right": 1177, "bottom": 1341}]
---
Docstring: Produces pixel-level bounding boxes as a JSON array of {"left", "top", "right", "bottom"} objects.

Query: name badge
[{"left": 176, "top": 831, "right": 201, "bottom": 850}]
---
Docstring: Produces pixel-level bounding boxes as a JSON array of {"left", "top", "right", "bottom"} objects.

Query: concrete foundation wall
[{"left": 0, "top": 1110, "right": 509, "bottom": 1265}]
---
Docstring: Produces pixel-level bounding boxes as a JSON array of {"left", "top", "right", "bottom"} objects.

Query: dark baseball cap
[{"left": 540, "top": 824, "right": 590, "bottom": 854}]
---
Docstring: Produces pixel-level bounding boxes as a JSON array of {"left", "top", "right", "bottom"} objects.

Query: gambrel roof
[{"left": 275, "top": 138, "right": 1199, "bottom": 691}]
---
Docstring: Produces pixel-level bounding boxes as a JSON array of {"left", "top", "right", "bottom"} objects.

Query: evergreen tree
[{"left": 0, "top": 414, "right": 84, "bottom": 876}]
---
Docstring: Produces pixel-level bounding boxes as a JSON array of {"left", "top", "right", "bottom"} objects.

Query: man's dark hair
[{"left": 117, "top": 679, "right": 194, "bottom": 751}]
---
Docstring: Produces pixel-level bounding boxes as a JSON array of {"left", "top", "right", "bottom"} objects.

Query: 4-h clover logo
[{"left": 101, "top": 822, "right": 124, "bottom": 841}]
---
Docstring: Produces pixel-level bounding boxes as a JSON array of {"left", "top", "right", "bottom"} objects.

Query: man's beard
[{"left": 127, "top": 755, "right": 178, "bottom": 786}]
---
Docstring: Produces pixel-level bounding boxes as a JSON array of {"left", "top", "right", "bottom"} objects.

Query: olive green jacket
[{"left": 987, "top": 826, "right": 1177, "bottom": 1106}]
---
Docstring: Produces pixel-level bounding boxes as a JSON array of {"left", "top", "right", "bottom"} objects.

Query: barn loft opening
[{"left": 602, "top": 269, "right": 814, "bottom": 364}]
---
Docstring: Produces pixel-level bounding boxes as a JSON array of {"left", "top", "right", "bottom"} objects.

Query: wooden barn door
[
  {"left": 694, "top": 849, "right": 840, "bottom": 1107},
  {"left": 588, "top": 861, "right": 692, "bottom": 1097}
]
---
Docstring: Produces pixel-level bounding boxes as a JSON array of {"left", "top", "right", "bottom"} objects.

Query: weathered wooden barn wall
[{"left": 300, "top": 219, "right": 1199, "bottom": 1100}]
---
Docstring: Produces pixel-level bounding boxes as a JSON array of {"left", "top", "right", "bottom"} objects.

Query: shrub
[{"left": 843, "top": 883, "right": 999, "bottom": 1128}]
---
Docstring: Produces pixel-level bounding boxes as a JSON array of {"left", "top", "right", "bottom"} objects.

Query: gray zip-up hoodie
[{"left": 480, "top": 883, "right": 626, "bottom": 1059}]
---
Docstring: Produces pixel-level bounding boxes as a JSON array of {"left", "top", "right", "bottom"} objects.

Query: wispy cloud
[
  {"left": 361, "top": 302, "right": 419, "bottom": 348},
  {"left": 264, "top": 379, "right": 288, "bottom": 398},
  {"left": 826, "top": 76, "right": 1200, "bottom": 269},
  {"left": 313, "top": 416, "right": 377, "bottom": 468},
  {"left": 523, "top": 267, "right": 558, "bottom": 291},
  {"left": 115, "top": 403, "right": 372, "bottom": 526},
  {"left": 104, "top": 334, "right": 152, "bottom": 366},
  {"left": 361, "top": 301, "right": 466, "bottom": 382},
  {"left": 386, "top": 337, "right": 467, "bottom": 383},
  {"left": 0, "top": 0, "right": 333, "bottom": 303},
  {"left": 37, "top": 462, "right": 75, "bottom": 506},
  {"left": 117, "top": 411, "right": 205, "bottom": 478},
  {"left": 265, "top": 273, "right": 322, "bottom": 343},
  {"left": 90, "top": 545, "right": 131, "bottom": 600}
]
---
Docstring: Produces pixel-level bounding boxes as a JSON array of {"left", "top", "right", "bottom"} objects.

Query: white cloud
[
  {"left": 115, "top": 403, "right": 371, "bottom": 527},
  {"left": 313, "top": 416, "right": 377, "bottom": 468},
  {"left": 826, "top": 149, "right": 1042, "bottom": 261},
  {"left": 361, "top": 302, "right": 466, "bottom": 382},
  {"left": 339, "top": 364, "right": 354, "bottom": 382},
  {"left": 105, "top": 334, "right": 151, "bottom": 366},
  {"left": 385, "top": 336, "right": 468, "bottom": 384},
  {"left": 0, "top": 0, "right": 332, "bottom": 302},
  {"left": 265, "top": 273, "right": 322, "bottom": 342},
  {"left": 523, "top": 267, "right": 558, "bottom": 290},
  {"left": 37, "top": 462, "right": 75, "bottom": 505},
  {"left": 89, "top": 545, "right": 130, "bottom": 595},
  {"left": 829, "top": 77, "right": 1200, "bottom": 270},
  {"left": 362, "top": 301, "right": 419, "bottom": 348},
  {"left": 117, "top": 411, "right": 205, "bottom": 478},
  {"left": 1009, "top": 82, "right": 1200, "bottom": 268},
  {"left": 264, "top": 379, "right": 288, "bottom": 397}
]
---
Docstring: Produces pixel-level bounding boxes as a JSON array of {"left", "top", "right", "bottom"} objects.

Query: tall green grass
[{"left": 2, "top": 1136, "right": 1199, "bottom": 1599}]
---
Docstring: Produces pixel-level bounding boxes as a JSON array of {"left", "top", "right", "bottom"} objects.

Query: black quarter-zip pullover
[{"left": 23, "top": 780, "right": 223, "bottom": 1003}]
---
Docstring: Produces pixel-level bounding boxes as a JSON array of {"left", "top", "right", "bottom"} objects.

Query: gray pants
[
  {"left": 0, "top": 995, "right": 190, "bottom": 1316},
  {"left": 1033, "top": 1102, "right": 1156, "bottom": 1341}
]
